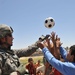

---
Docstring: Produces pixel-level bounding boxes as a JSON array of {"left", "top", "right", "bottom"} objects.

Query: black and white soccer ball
[{"left": 44, "top": 17, "right": 55, "bottom": 29}]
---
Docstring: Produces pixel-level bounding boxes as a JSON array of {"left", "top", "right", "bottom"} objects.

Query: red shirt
[
  {"left": 50, "top": 68, "right": 62, "bottom": 75},
  {"left": 26, "top": 63, "right": 36, "bottom": 75},
  {"left": 53, "top": 68, "right": 62, "bottom": 75}
]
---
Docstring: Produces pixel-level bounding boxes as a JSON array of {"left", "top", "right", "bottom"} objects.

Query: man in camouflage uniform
[{"left": 0, "top": 24, "right": 42, "bottom": 75}]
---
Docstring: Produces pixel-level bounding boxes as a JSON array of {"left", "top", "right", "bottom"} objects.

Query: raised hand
[
  {"left": 50, "top": 31, "right": 62, "bottom": 59},
  {"left": 50, "top": 31, "right": 62, "bottom": 48}
]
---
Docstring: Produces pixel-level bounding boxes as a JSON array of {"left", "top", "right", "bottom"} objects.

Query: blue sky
[{"left": 0, "top": 0, "right": 75, "bottom": 49}]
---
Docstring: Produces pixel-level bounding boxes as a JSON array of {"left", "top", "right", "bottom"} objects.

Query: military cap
[{"left": 0, "top": 24, "right": 13, "bottom": 38}]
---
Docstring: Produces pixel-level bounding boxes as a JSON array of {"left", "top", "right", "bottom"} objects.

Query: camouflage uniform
[{"left": 0, "top": 24, "right": 39, "bottom": 75}]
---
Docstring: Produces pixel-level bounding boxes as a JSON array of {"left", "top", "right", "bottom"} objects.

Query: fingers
[
  {"left": 51, "top": 31, "right": 56, "bottom": 37},
  {"left": 56, "top": 35, "right": 58, "bottom": 40},
  {"left": 43, "top": 40, "right": 48, "bottom": 47},
  {"left": 37, "top": 42, "right": 44, "bottom": 49},
  {"left": 50, "top": 31, "right": 63, "bottom": 48},
  {"left": 38, "top": 31, "right": 62, "bottom": 50},
  {"left": 50, "top": 32, "right": 56, "bottom": 43},
  {"left": 45, "top": 39, "right": 51, "bottom": 50}
]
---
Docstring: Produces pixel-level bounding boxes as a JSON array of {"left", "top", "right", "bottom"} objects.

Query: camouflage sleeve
[
  {"left": 14, "top": 41, "right": 39, "bottom": 58},
  {"left": 0, "top": 55, "right": 3, "bottom": 75}
]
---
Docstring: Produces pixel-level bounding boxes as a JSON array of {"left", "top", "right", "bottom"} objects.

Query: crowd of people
[
  {"left": 0, "top": 24, "right": 75, "bottom": 75},
  {"left": 25, "top": 54, "right": 64, "bottom": 75},
  {"left": 37, "top": 32, "right": 75, "bottom": 75},
  {"left": 25, "top": 58, "right": 43, "bottom": 75}
]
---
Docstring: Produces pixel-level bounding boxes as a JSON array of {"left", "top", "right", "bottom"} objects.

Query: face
[
  {"left": 29, "top": 60, "right": 34, "bottom": 64},
  {"left": 6, "top": 34, "right": 14, "bottom": 46},
  {"left": 36, "top": 71, "right": 43, "bottom": 75},
  {"left": 66, "top": 50, "right": 74, "bottom": 62}
]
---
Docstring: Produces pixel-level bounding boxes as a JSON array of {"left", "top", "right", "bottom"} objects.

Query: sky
[{"left": 0, "top": 0, "right": 75, "bottom": 49}]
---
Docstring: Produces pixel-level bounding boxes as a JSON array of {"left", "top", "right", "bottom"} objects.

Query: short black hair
[
  {"left": 28, "top": 58, "right": 33, "bottom": 62},
  {"left": 70, "top": 45, "right": 75, "bottom": 62}
]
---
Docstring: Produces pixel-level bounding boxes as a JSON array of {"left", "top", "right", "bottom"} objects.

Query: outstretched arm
[
  {"left": 37, "top": 42, "right": 75, "bottom": 75},
  {"left": 50, "top": 32, "right": 62, "bottom": 60},
  {"left": 14, "top": 41, "right": 39, "bottom": 58},
  {"left": 42, "top": 32, "right": 62, "bottom": 60}
]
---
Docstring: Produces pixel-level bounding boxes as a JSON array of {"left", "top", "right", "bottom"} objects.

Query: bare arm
[
  {"left": 38, "top": 32, "right": 62, "bottom": 60},
  {"left": 50, "top": 32, "right": 61, "bottom": 59}
]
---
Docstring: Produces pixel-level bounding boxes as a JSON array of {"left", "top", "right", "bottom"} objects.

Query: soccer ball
[{"left": 44, "top": 17, "right": 55, "bottom": 29}]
